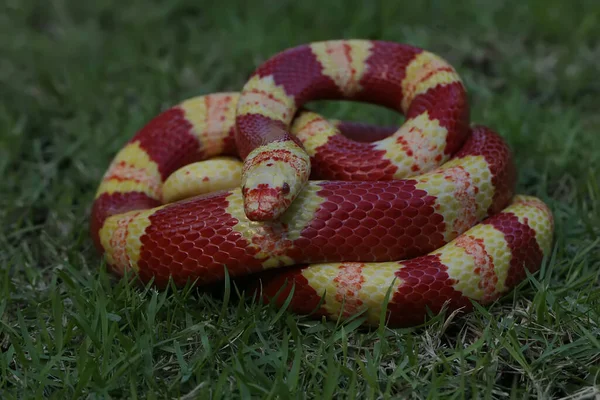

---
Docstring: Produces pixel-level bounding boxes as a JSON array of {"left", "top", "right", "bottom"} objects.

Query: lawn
[{"left": 1, "top": 0, "right": 600, "bottom": 398}]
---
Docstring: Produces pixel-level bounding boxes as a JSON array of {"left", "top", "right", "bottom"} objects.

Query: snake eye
[{"left": 281, "top": 182, "right": 290, "bottom": 195}]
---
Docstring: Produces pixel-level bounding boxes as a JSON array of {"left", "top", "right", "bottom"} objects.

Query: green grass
[{"left": 1, "top": 0, "right": 600, "bottom": 398}]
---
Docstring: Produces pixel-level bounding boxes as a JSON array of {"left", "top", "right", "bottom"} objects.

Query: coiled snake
[{"left": 91, "top": 40, "right": 553, "bottom": 327}]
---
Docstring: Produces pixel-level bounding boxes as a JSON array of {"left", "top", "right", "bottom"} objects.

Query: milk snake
[{"left": 90, "top": 40, "right": 554, "bottom": 327}]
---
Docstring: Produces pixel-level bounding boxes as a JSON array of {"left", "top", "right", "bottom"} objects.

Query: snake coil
[{"left": 91, "top": 40, "right": 553, "bottom": 327}]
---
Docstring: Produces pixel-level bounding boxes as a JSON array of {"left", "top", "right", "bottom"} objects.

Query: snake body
[{"left": 91, "top": 40, "right": 554, "bottom": 327}]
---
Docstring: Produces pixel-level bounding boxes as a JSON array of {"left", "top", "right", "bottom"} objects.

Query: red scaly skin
[
  {"left": 132, "top": 108, "right": 202, "bottom": 180},
  {"left": 307, "top": 130, "right": 398, "bottom": 181}
]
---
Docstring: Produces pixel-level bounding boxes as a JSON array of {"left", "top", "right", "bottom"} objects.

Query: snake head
[{"left": 241, "top": 140, "right": 310, "bottom": 221}]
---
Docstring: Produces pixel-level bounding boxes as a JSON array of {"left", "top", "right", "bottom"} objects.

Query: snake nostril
[{"left": 281, "top": 182, "right": 290, "bottom": 195}]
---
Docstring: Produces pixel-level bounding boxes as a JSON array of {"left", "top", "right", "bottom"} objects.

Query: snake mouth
[{"left": 242, "top": 183, "right": 291, "bottom": 221}]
